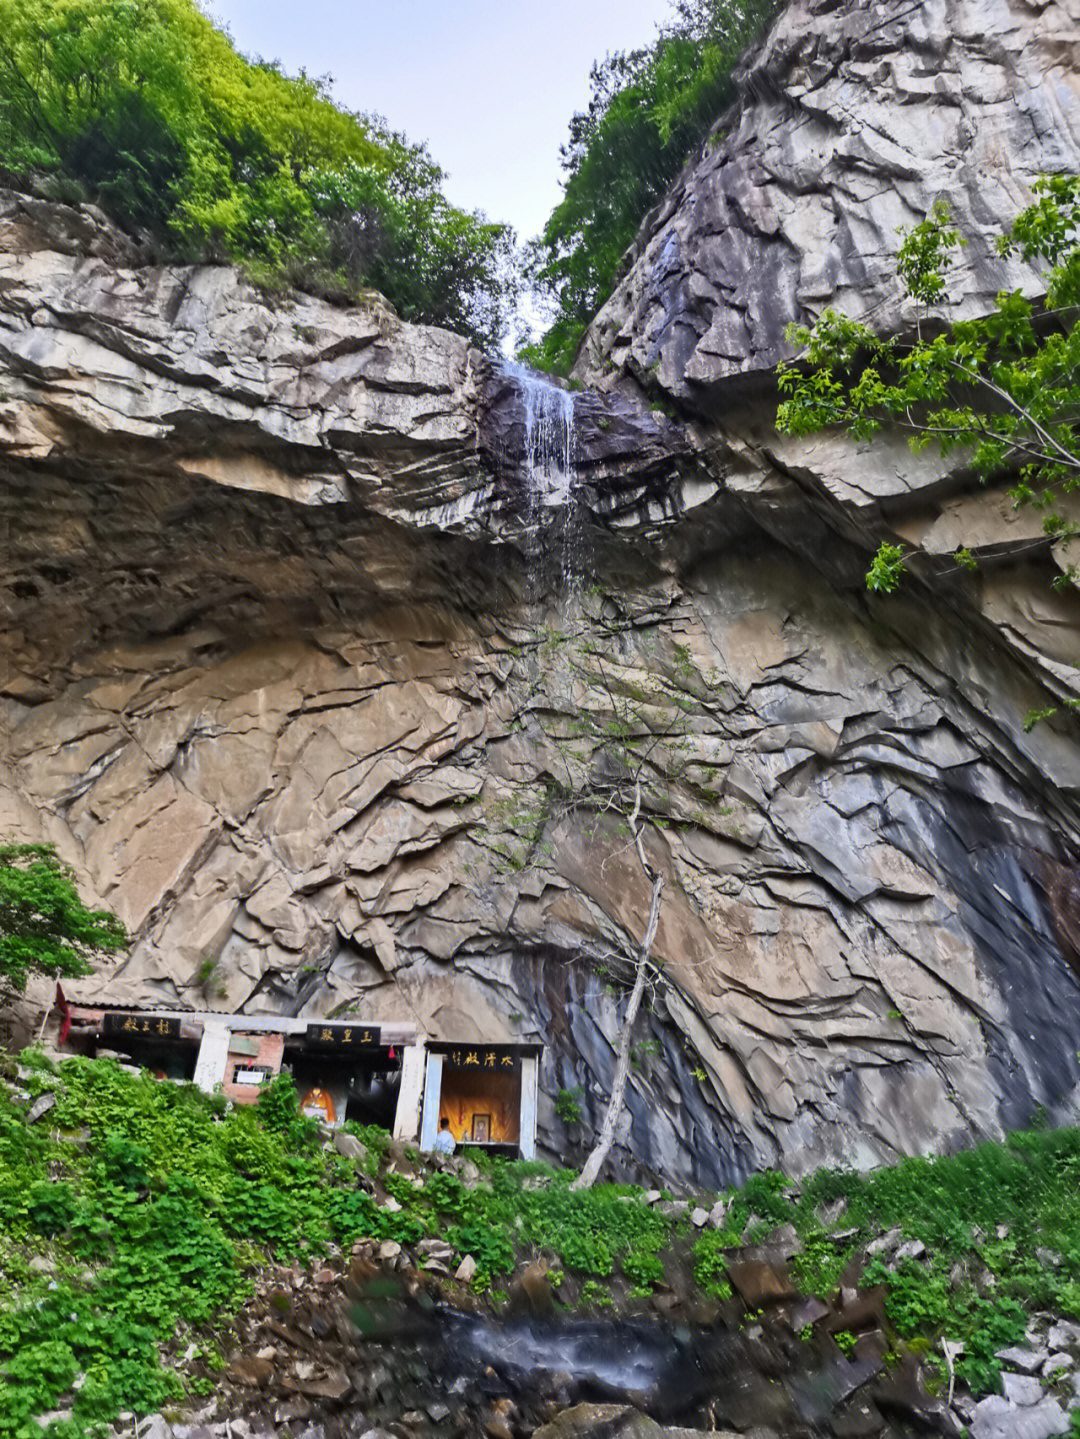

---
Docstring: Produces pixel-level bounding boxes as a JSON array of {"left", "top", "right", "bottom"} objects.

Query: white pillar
[
  {"left": 519, "top": 1055, "right": 539, "bottom": 1160},
  {"left": 419, "top": 1052, "right": 444, "bottom": 1152},
  {"left": 193, "top": 1022, "right": 231, "bottom": 1093},
  {"left": 393, "top": 1043, "right": 426, "bottom": 1142}
]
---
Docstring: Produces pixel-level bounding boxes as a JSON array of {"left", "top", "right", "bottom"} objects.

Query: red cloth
[{"left": 55, "top": 983, "right": 71, "bottom": 1045}]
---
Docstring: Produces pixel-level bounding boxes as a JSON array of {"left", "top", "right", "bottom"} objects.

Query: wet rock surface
[{"left": 107, "top": 1248, "right": 952, "bottom": 1439}]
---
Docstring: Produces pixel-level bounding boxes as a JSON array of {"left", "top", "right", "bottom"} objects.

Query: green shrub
[
  {"left": 622, "top": 1245, "right": 664, "bottom": 1287},
  {"left": 555, "top": 1086, "right": 584, "bottom": 1125},
  {"left": 692, "top": 1229, "right": 733, "bottom": 1298},
  {"left": 26, "top": 1179, "right": 76, "bottom": 1234},
  {"left": 739, "top": 1169, "right": 795, "bottom": 1227},
  {"left": 789, "top": 1233, "right": 854, "bottom": 1297},
  {"left": 255, "top": 1071, "right": 299, "bottom": 1133},
  {"left": 328, "top": 1188, "right": 381, "bottom": 1244},
  {"left": 343, "top": 1121, "right": 390, "bottom": 1175},
  {"left": 446, "top": 1223, "right": 515, "bottom": 1281},
  {"left": 98, "top": 1133, "right": 151, "bottom": 1191}
]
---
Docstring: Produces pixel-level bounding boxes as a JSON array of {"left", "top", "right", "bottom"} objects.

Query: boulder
[
  {"left": 333, "top": 1132, "right": 368, "bottom": 1163},
  {"left": 1001, "top": 1374, "right": 1043, "bottom": 1407},
  {"left": 998, "top": 1347, "right": 1049, "bottom": 1375},
  {"left": 972, "top": 1395, "right": 1069, "bottom": 1439},
  {"left": 726, "top": 1260, "right": 797, "bottom": 1306},
  {"left": 27, "top": 1093, "right": 56, "bottom": 1124}
]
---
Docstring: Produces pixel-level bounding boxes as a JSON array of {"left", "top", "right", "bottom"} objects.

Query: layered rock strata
[
  {"left": 577, "top": 0, "right": 1080, "bottom": 400},
  {"left": 4, "top": 0, "right": 1080, "bottom": 1189}
]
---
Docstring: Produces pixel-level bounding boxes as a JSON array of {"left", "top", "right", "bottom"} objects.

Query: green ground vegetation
[
  {"left": 522, "top": 0, "right": 781, "bottom": 375},
  {"left": 0, "top": 0, "right": 515, "bottom": 348},
  {"left": 3, "top": 1052, "right": 1080, "bottom": 1433}
]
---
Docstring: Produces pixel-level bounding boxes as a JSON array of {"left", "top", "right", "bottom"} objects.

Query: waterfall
[
  {"left": 501, "top": 360, "right": 576, "bottom": 509},
  {"left": 500, "top": 361, "right": 584, "bottom": 594}
]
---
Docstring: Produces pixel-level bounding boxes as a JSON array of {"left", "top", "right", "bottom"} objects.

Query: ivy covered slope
[
  {"left": 0, "top": 0, "right": 514, "bottom": 347},
  {"left": 8, "top": 1054, "right": 1080, "bottom": 1434}
]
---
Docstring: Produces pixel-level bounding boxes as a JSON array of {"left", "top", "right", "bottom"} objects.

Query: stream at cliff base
[{"left": 261, "top": 1277, "right": 949, "bottom": 1439}]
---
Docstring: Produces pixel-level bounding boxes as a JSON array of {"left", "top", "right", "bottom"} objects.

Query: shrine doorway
[
  {"left": 283, "top": 1022, "right": 402, "bottom": 1129},
  {"left": 420, "top": 1042, "right": 541, "bottom": 1159}
]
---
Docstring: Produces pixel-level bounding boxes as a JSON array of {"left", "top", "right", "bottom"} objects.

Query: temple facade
[{"left": 59, "top": 1003, "right": 540, "bottom": 1159}]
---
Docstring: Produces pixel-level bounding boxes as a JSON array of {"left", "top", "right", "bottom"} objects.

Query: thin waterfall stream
[{"left": 500, "top": 360, "right": 586, "bottom": 597}]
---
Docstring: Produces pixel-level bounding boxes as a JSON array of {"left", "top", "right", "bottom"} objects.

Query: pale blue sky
[{"left": 207, "top": 0, "right": 672, "bottom": 242}]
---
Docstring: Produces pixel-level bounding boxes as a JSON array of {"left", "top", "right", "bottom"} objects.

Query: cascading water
[
  {"left": 501, "top": 360, "right": 575, "bottom": 508},
  {"left": 500, "top": 360, "right": 584, "bottom": 594}
]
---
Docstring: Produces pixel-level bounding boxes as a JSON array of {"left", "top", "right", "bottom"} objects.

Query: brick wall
[{"left": 221, "top": 1031, "right": 284, "bottom": 1106}]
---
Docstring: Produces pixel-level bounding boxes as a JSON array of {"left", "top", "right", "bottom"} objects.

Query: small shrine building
[{"left": 59, "top": 1003, "right": 541, "bottom": 1158}]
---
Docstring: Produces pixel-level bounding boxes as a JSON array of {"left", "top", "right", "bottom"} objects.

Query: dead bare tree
[
  {"left": 476, "top": 619, "right": 702, "bottom": 1188},
  {"left": 570, "top": 774, "right": 665, "bottom": 1189},
  {"left": 543, "top": 632, "right": 696, "bottom": 1190}
]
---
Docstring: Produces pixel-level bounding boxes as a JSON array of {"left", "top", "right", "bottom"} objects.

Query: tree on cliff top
[
  {"left": 0, "top": 0, "right": 516, "bottom": 348},
  {"left": 0, "top": 843, "right": 126, "bottom": 999},
  {"left": 523, "top": 0, "right": 781, "bottom": 375}
]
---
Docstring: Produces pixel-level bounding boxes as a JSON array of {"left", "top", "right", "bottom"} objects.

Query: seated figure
[{"left": 432, "top": 1116, "right": 456, "bottom": 1155}]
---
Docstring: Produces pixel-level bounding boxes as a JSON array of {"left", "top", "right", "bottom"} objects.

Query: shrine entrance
[
  {"left": 284, "top": 1022, "right": 402, "bottom": 1129},
  {"left": 420, "top": 1042, "right": 542, "bottom": 1159},
  {"left": 57, "top": 1007, "right": 425, "bottom": 1138},
  {"left": 96, "top": 1012, "right": 199, "bottom": 1080}
]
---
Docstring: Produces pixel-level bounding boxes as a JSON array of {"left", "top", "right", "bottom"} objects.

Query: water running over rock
[
  {"left": 500, "top": 361, "right": 576, "bottom": 510},
  {"left": 499, "top": 360, "right": 586, "bottom": 594}
]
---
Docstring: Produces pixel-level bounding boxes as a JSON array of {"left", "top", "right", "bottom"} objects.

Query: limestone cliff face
[
  {"left": 577, "top": 0, "right": 1080, "bottom": 400},
  {"left": 4, "top": 0, "right": 1080, "bottom": 1190}
]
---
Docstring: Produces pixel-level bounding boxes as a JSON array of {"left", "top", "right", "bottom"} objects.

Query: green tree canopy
[
  {"left": 0, "top": 844, "right": 126, "bottom": 995},
  {"left": 522, "top": 0, "right": 780, "bottom": 375},
  {"left": 0, "top": 0, "right": 515, "bottom": 348}
]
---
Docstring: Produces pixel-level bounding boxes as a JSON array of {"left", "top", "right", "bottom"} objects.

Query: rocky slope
[{"left": 4, "top": 0, "right": 1080, "bottom": 1190}]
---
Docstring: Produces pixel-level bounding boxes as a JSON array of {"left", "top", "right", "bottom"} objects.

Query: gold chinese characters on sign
[
  {"left": 103, "top": 1013, "right": 181, "bottom": 1040},
  {"left": 443, "top": 1047, "right": 518, "bottom": 1071},
  {"left": 303, "top": 1023, "right": 381, "bottom": 1049}
]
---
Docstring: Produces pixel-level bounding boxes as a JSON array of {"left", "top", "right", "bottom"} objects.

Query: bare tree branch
[{"left": 571, "top": 864, "right": 664, "bottom": 1191}]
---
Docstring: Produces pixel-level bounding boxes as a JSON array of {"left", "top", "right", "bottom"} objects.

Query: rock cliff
[{"left": 4, "top": 0, "right": 1080, "bottom": 1190}]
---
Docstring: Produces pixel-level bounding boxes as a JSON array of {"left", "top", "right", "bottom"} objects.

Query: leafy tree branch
[
  {"left": 0, "top": 843, "right": 126, "bottom": 1000},
  {"left": 777, "top": 177, "right": 1080, "bottom": 597}
]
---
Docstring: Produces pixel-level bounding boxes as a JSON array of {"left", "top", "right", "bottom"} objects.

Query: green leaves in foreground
[
  {"left": 865, "top": 543, "right": 907, "bottom": 594},
  {"left": 7, "top": 1052, "right": 1080, "bottom": 1429},
  {"left": 778, "top": 176, "right": 1080, "bottom": 595}
]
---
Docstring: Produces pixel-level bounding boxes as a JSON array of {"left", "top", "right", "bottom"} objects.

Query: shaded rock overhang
[{"left": 3, "top": 0, "right": 1080, "bottom": 1190}]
